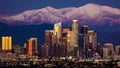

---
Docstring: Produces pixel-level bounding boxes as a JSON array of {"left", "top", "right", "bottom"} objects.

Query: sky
[{"left": 0, "top": 0, "right": 120, "bottom": 14}]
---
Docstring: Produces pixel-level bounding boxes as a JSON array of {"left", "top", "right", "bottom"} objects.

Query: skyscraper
[
  {"left": 85, "top": 30, "right": 97, "bottom": 58},
  {"left": 55, "top": 36, "right": 68, "bottom": 57},
  {"left": 66, "top": 20, "right": 79, "bottom": 57},
  {"left": 41, "top": 44, "right": 49, "bottom": 57},
  {"left": 27, "top": 38, "right": 38, "bottom": 56},
  {"left": 67, "top": 31, "right": 74, "bottom": 54},
  {"left": 45, "top": 30, "right": 54, "bottom": 56},
  {"left": 80, "top": 25, "right": 97, "bottom": 58},
  {"left": 87, "top": 30, "right": 97, "bottom": 50},
  {"left": 72, "top": 20, "right": 79, "bottom": 57},
  {"left": 52, "top": 35, "right": 58, "bottom": 56},
  {"left": 72, "top": 20, "right": 78, "bottom": 47},
  {"left": 2, "top": 36, "right": 12, "bottom": 53},
  {"left": 80, "top": 25, "right": 89, "bottom": 58},
  {"left": 80, "top": 25, "right": 88, "bottom": 34},
  {"left": 54, "top": 23, "right": 62, "bottom": 39}
]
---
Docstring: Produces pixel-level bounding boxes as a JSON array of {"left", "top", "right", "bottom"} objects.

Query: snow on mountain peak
[
  {"left": 0, "top": 3, "right": 120, "bottom": 25},
  {"left": 83, "top": 3, "right": 100, "bottom": 7},
  {"left": 46, "top": 6, "right": 55, "bottom": 10}
]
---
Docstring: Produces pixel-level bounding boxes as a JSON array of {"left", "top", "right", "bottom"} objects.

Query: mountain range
[
  {"left": 0, "top": 3, "right": 120, "bottom": 25},
  {"left": 0, "top": 3, "right": 120, "bottom": 45}
]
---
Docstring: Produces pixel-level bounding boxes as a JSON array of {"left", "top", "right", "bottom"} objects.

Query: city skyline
[
  {"left": 0, "top": 20, "right": 120, "bottom": 67},
  {"left": 0, "top": 20, "right": 120, "bottom": 58},
  {"left": 0, "top": 1, "right": 120, "bottom": 67}
]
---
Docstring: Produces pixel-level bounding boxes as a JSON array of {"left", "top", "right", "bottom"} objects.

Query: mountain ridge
[{"left": 0, "top": 3, "right": 120, "bottom": 25}]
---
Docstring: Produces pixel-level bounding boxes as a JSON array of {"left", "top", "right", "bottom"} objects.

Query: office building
[
  {"left": 104, "top": 43, "right": 114, "bottom": 57},
  {"left": 12, "top": 45, "right": 21, "bottom": 54},
  {"left": 63, "top": 28, "right": 70, "bottom": 33},
  {"left": 62, "top": 28, "right": 70, "bottom": 38},
  {"left": 51, "top": 35, "right": 57, "bottom": 56},
  {"left": 21, "top": 47, "right": 27, "bottom": 54},
  {"left": 54, "top": 23, "right": 62, "bottom": 39},
  {"left": 80, "top": 25, "right": 88, "bottom": 34},
  {"left": 79, "top": 25, "right": 97, "bottom": 58},
  {"left": 45, "top": 30, "right": 53, "bottom": 56},
  {"left": 27, "top": 38, "right": 38, "bottom": 56},
  {"left": 97, "top": 43, "right": 103, "bottom": 57},
  {"left": 115, "top": 45, "right": 120, "bottom": 56},
  {"left": 67, "top": 31, "right": 74, "bottom": 56},
  {"left": 87, "top": 30, "right": 97, "bottom": 50},
  {"left": 72, "top": 20, "right": 78, "bottom": 47},
  {"left": 80, "top": 25, "right": 89, "bottom": 58},
  {"left": 41, "top": 44, "right": 49, "bottom": 57},
  {"left": 103, "top": 48, "right": 109, "bottom": 58},
  {"left": 85, "top": 30, "right": 97, "bottom": 58},
  {"left": 72, "top": 20, "right": 79, "bottom": 57},
  {"left": 59, "top": 37, "right": 67, "bottom": 57},
  {"left": 66, "top": 20, "right": 79, "bottom": 57},
  {"left": 2, "top": 36, "right": 12, "bottom": 53}
]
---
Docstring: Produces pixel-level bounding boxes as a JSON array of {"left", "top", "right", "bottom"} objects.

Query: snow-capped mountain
[{"left": 0, "top": 3, "right": 120, "bottom": 25}]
